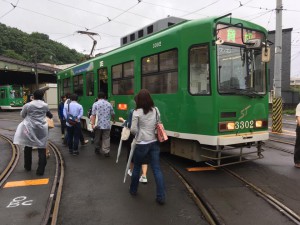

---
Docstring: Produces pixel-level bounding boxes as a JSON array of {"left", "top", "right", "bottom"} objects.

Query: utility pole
[
  {"left": 272, "top": 0, "right": 283, "bottom": 133},
  {"left": 32, "top": 49, "right": 39, "bottom": 90}
]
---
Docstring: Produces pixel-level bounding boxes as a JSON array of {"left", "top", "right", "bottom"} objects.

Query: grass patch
[{"left": 283, "top": 109, "right": 295, "bottom": 115}]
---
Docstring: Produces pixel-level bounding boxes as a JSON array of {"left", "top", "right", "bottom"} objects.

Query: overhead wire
[
  {"left": 89, "top": 0, "right": 155, "bottom": 21},
  {"left": 48, "top": 0, "right": 139, "bottom": 29},
  {"left": 221, "top": 0, "right": 255, "bottom": 15},
  {"left": 179, "top": 0, "right": 221, "bottom": 18},
  {"left": 89, "top": 0, "right": 142, "bottom": 30},
  {"left": 16, "top": 5, "right": 87, "bottom": 29},
  {"left": 0, "top": 0, "right": 19, "bottom": 19}
]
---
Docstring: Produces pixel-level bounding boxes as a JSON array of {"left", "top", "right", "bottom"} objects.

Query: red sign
[{"left": 217, "top": 24, "right": 263, "bottom": 45}]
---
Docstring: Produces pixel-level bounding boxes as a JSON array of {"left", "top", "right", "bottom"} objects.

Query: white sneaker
[
  {"left": 61, "top": 135, "right": 65, "bottom": 139},
  {"left": 139, "top": 175, "right": 148, "bottom": 183},
  {"left": 127, "top": 169, "right": 132, "bottom": 176}
]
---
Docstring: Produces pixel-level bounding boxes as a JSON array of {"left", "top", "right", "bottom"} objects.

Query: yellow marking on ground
[
  {"left": 3, "top": 178, "right": 49, "bottom": 188},
  {"left": 186, "top": 167, "right": 216, "bottom": 172}
]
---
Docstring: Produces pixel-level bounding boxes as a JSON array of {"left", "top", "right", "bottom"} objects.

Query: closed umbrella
[
  {"left": 116, "top": 126, "right": 131, "bottom": 163},
  {"left": 123, "top": 139, "right": 136, "bottom": 183}
]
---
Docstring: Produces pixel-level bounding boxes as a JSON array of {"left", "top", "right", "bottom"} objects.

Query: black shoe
[
  {"left": 156, "top": 198, "right": 165, "bottom": 205},
  {"left": 36, "top": 171, "right": 44, "bottom": 176},
  {"left": 73, "top": 151, "right": 79, "bottom": 156},
  {"left": 104, "top": 152, "right": 110, "bottom": 157},
  {"left": 24, "top": 166, "right": 31, "bottom": 171},
  {"left": 95, "top": 149, "right": 100, "bottom": 154},
  {"left": 129, "top": 190, "right": 137, "bottom": 196}
]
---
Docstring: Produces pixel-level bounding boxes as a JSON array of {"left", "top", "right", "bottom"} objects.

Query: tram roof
[{"left": 59, "top": 16, "right": 267, "bottom": 74}]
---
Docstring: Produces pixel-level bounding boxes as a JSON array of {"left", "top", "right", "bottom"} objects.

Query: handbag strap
[
  {"left": 67, "top": 99, "right": 71, "bottom": 114},
  {"left": 154, "top": 107, "right": 159, "bottom": 124}
]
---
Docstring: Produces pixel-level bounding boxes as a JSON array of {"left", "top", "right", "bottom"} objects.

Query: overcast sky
[{"left": 1, "top": 0, "right": 300, "bottom": 76}]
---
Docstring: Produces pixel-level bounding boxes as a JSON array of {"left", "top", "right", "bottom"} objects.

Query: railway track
[
  {"left": 265, "top": 138, "right": 294, "bottom": 154},
  {"left": 42, "top": 141, "right": 65, "bottom": 225},
  {"left": 164, "top": 151, "right": 300, "bottom": 225},
  {"left": 0, "top": 134, "right": 20, "bottom": 188},
  {"left": 163, "top": 158, "right": 222, "bottom": 225},
  {"left": 0, "top": 134, "right": 65, "bottom": 225},
  {"left": 223, "top": 168, "right": 300, "bottom": 225}
]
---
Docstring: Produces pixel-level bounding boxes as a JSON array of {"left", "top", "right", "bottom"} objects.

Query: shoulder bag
[
  {"left": 46, "top": 117, "right": 54, "bottom": 129},
  {"left": 67, "top": 101, "right": 77, "bottom": 126},
  {"left": 155, "top": 107, "right": 168, "bottom": 142}
]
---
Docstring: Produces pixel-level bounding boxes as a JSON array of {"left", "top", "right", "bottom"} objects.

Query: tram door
[{"left": 98, "top": 68, "right": 108, "bottom": 98}]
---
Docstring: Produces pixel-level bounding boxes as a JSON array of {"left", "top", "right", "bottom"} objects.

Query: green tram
[
  {"left": 0, "top": 85, "right": 23, "bottom": 110},
  {"left": 57, "top": 15, "right": 271, "bottom": 166}
]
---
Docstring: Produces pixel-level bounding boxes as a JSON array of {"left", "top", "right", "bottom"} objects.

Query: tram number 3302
[{"left": 235, "top": 120, "right": 254, "bottom": 129}]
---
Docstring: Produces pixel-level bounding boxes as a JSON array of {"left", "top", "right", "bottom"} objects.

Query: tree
[{"left": 0, "top": 23, "right": 84, "bottom": 65}]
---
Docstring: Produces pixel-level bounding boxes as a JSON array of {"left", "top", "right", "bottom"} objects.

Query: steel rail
[
  {"left": 223, "top": 168, "right": 300, "bottom": 224},
  {"left": 266, "top": 138, "right": 294, "bottom": 154},
  {"left": 269, "top": 138, "right": 295, "bottom": 146},
  {"left": 162, "top": 158, "right": 224, "bottom": 225},
  {"left": 0, "top": 134, "right": 20, "bottom": 187},
  {"left": 41, "top": 141, "right": 65, "bottom": 225}
]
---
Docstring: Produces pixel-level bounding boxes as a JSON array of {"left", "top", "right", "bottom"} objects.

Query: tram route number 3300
[{"left": 235, "top": 120, "right": 254, "bottom": 129}]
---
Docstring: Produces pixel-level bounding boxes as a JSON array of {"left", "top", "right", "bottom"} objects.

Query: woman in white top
[{"left": 129, "top": 89, "right": 165, "bottom": 205}]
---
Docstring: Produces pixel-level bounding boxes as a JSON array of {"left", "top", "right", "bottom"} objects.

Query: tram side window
[
  {"left": 189, "top": 45, "right": 210, "bottom": 95},
  {"left": 86, "top": 72, "right": 94, "bottom": 96},
  {"left": 13, "top": 86, "right": 22, "bottom": 98},
  {"left": 0, "top": 90, "right": 5, "bottom": 99},
  {"left": 112, "top": 61, "right": 134, "bottom": 95},
  {"left": 142, "top": 49, "right": 178, "bottom": 94},
  {"left": 73, "top": 74, "right": 83, "bottom": 96},
  {"left": 98, "top": 68, "right": 108, "bottom": 96},
  {"left": 63, "top": 78, "right": 71, "bottom": 95}
]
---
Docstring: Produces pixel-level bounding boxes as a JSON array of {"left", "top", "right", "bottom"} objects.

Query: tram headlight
[
  {"left": 254, "top": 120, "right": 268, "bottom": 128},
  {"left": 227, "top": 122, "right": 235, "bottom": 130},
  {"left": 219, "top": 122, "right": 235, "bottom": 132},
  {"left": 255, "top": 120, "right": 263, "bottom": 128}
]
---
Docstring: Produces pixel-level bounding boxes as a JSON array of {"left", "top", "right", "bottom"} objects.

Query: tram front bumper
[{"left": 218, "top": 131, "right": 269, "bottom": 146}]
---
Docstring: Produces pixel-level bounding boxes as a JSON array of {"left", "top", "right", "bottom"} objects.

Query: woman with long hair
[{"left": 129, "top": 89, "right": 165, "bottom": 204}]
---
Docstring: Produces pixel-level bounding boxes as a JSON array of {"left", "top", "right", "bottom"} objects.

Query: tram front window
[{"left": 217, "top": 45, "right": 266, "bottom": 96}]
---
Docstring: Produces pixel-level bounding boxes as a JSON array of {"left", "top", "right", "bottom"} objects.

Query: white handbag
[{"left": 121, "top": 126, "right": 130, "bottom": 141}]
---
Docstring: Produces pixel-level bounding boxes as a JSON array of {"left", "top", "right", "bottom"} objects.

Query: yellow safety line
[
  {"left": 186, "top": 167, "right": 216, "bottom": 172},
  {"left": 3, "top": 178, "right": 49, "bottom": 188}
]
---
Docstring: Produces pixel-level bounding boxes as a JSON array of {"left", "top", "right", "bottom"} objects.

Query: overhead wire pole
[
  {"left": 272, "top": 0, "right": 283, "bottom": 133},
  {"left": 77, "top": 31, "right": 100, "bottom": 59}
]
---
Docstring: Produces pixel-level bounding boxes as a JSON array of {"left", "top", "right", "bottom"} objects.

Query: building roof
[{"left": 0, "top": 55, "right": 59, "bottom": 73}]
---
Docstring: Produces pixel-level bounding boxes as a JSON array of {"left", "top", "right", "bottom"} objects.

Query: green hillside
[{"left": 0, "top": 23, "right": 84, "bottom": 64}]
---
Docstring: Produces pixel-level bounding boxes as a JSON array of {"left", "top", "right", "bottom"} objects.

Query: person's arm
[
  {"left": 110, "top": 105, "right": 115, "bottom": 123},
  {"left": 296, "top": 104, "right": 300, "bottom": 126},
  {"left": 90, "top": 103, "right": 96, "bottom": 128},
  {"left": 127, "top": 109, "right": 134, "bottom": 128},
  {"left": 63, "top": 104, "right": 67, "bottom": 120},
  {"left": 77, "top": 105, "right": 83, "bottom": 120},
  {"left": 297, "top": 116, "right": 300, "bottom": 126},
  {"left": 46, "top": 110, "right": 53, "bottom": 119},
  {"left": 58, "top": 103, "right": 63, "bottom": 119},
  {"left": 130, "top": 111, "right": 138, "bottom": 135},
  {"left": 20, "top": 104, "right": 28, "bottom": 118}
]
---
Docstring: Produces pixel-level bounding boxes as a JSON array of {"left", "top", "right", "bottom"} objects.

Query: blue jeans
[{"left": 130, "top": 141, "right": 165, "bottom": 201}]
